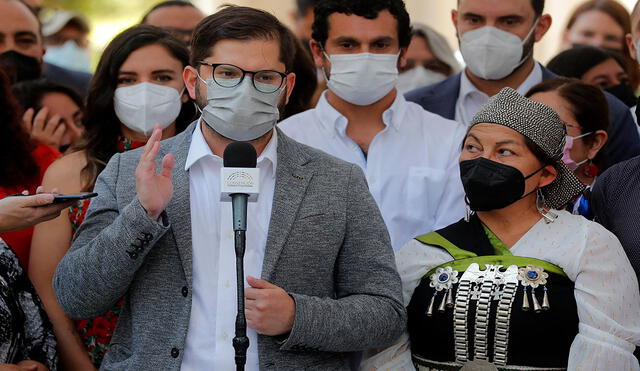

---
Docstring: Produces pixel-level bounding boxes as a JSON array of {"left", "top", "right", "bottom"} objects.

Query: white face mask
[
  {"left": 396, "top": 65, "right": 447, "bottom": 94},
  {"left": 459, "top": 20, "right": 538, "bottom": 80},
  {"left": 198, "top": 73, "right": 282, "bottom": 141},
  {"left": 43, "top": 40, "right": 91, "bottom": 73},
  {"left": 324, "top": 51, "right": 399, "bottom": 106},
  {"left": 114, "top": 82, "right": 183, "bottom": 136}
]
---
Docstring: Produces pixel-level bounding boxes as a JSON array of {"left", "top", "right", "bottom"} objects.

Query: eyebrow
[
  {"left": 151, "top": 69, "right": 177, "bottom": 74},
  {"left": 495, "top": 139, "right": 521, "bottom": 146},
  {"left": 15, "top": 31, "right": 38, "bottom": 39},
  {"left": 466, "top": 133, "right": 481, "bottom": 143},
  {"left": 333, "top": 36, "right": 360, "bottom": 45},
  {"left": 370, "top": 36, "right": 394, "bottom": 44}
]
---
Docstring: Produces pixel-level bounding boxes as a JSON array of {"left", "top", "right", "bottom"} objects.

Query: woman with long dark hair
[
  {"left": 29, "top": 25, "right": 195, "bottom": 370},
  {"left": 0, "top": 69, "right": 60, "bottom": 270}
]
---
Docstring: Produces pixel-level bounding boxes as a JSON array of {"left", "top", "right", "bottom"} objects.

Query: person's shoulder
[
  {"left": 404, "top": 73, "right": 461, "bottom": 102},
  {"left": 403, "top": 99, "right": 464, "bottom": 130},
  {"left": 278, "top": 108, "right": 317, "bottom": 128},
  {"left": 41, "top": 150, "right": 86, "bottom": 191},
  {"left": 280, "top": 131, "right": 353, "bottom": 171},
  {"left": 601, "top": 155, "right": 640, "bottom": 181}
]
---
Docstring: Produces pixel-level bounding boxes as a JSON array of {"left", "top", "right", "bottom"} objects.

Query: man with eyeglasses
[
  {"left": 53, "top": 5, "right": 405, "bottom": 371},
  {"left": 279, "top": 0, "right": 468, "bottom": 252}
]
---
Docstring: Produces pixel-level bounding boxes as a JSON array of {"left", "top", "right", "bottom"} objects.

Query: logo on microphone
[{"left": 225, "top": 171, "right": 256, "bottom": 188}]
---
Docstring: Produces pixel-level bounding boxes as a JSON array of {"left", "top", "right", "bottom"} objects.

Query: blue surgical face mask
[{"left": 43, "top": 40, "right": 91, "bottom": 73}]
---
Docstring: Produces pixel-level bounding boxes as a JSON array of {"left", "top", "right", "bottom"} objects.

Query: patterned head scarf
[{"left": 469, "top": 87, "right": 585, "bottom": 209}]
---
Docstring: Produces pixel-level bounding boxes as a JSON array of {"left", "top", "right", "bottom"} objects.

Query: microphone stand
[{"left": 232, "top": 193, "right": 249, "bottom": 371}]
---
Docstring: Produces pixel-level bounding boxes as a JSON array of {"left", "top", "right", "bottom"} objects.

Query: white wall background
[{"left": 193, "top": 0, "right": 638, "bottom": 64}]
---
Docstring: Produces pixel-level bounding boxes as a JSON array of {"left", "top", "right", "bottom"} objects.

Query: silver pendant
[
  {"left": 521, "top": 286, "right": 530, "bottom": 311},
  {"left": 531, "top": 288, "right": 542, "bottom": 313},
  {"left": 542, "top": 286, "right": 550, "bottom": 310},
  {"left": 426, "top": 292, "right": 436, "bottom": 316}
]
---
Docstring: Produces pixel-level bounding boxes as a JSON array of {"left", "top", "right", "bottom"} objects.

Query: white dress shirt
[
  {"left": 455, "top": 62, "right": 543, "bottom": 126},
  {"left": 181, "top": 122, "right": 277, "bottom": 371},
  {"left": 362, "top": 210, "right": 640, "bottom": 370},
  {"left": 278, "top": 92, "right": 467, "bottom": 251}
]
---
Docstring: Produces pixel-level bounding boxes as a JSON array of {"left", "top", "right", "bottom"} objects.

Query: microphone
[{"left": 222, "top": 142, "right": 257, "bottom": 371}]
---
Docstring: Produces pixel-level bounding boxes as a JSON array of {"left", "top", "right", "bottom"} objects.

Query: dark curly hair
[
  {"left": 0, "top": 69, "right": 38, "bottom": 188},
  {"left": 76, "top": 25, "right": 194, "bottom": 190},
  {"left": 311, "top": 0, "right": 412, "bottom": 49}
]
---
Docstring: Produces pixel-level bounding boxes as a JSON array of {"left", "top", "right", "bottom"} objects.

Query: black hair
[
  {"left": 312, "top": 0, "right": 412, "bottom": 49},
  {"left": 0, "top": 69, "right": 38, "bottom": 188},
  {"left": 281, "top": 30, "right": 318, "bottom": 121},
  {"left": 526, "top": 78, "right": 609, "bottom": 170},
  {"left": 78, "top": 25, "right": 194, "bottom": 190},
  {"left": 190, "top": 5, "right": 297, "bottom": 72},
  {"left": 296, "top": 0, "right": 320, "bottom": 18},
  {"left": 546, "top": 45, "right": 624, "bottom": 80},
  {"left": 141, "top": 0, "right": 197, "bottom": 23},
  {"left": 12, "top": 79, "right": 84, "bottom": 113},
  {"left": 457, "top": 0, "right": 545, "bottom": 16}
]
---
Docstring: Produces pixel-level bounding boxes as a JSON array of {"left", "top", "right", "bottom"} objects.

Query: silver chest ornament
[
  {"left": 426, "top": 266, "right": 459, "bottom": 316},
  {"left": 517, "top": 265, "right": 550, "bottom": 312}
]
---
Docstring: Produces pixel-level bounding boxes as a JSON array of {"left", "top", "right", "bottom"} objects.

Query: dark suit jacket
[
  {"left": 42, "top": 62, "right": 92, "bottom": 98},
  {"left": 53, "top": 123, "right": 406, "bottom": 370},
  {"left": 405, "top": 66, "right": 640, "bottom": 168}
]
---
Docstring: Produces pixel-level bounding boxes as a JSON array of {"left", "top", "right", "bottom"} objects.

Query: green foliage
[{"left": 43, "top": 0, "right": 159, "bottom": 21}]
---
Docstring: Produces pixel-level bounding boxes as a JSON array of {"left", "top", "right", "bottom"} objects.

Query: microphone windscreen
[{"left": 223, "top": 142, "right": 257, "bottom": 168}]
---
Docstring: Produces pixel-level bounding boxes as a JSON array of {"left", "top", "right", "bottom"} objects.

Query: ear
[
  {"left": 309, "top": 39, "right": 325, "bottom": 68},
  {"left": 626, "top": 33, "right": 637, "bottom": 61},
  {"left": 284, "top": 72, "right": 296, "bottom": 104},
  {"left": 452, "top": 9, "right": 459, "bottom": 31},
  {"left": 183, "top": 65, "right": 198, "bottom": 100},
  {"left": 538, "top": 164, "right": 558, "bottom": 189},
  {"left": 534, "top": 14, "right": 552, "bottom": 43},
  {"left": 587, "top": 130, "right": 608, "bottom": 160},
  {"left": 398, "top": 46, "right": 408, "bottom": 70}
]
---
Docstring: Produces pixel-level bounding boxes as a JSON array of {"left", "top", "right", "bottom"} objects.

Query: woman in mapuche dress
[{"left": 362, "top": 88, "right": 640, "bottom": 371}]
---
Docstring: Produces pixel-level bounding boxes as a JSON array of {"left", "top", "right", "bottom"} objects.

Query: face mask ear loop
[
  {"left": 319, "top": 44, "right": 331, "bottom": 82},
  {"left": 513, "top": 17, "right": 540, "bottom": 70},
  {"left": 536, "top": 188, "right": 558, "bottom": 223}
]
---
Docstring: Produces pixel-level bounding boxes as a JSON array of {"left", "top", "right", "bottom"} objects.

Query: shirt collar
[
  {"left": 185, "top": 119, "right": 278, "bottom": 178},
  {"left": 314, "top": 90, "right": 407, "bottom": 138},
  {"left": 459, "top": 62, "right": 543, "bottom": 101}
]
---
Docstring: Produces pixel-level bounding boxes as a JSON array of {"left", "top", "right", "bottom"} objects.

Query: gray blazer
[{"left": 53, "top": 122, "right": 406, "bottom": 370}]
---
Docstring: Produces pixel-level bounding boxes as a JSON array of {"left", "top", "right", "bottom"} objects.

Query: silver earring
[
  {"left": 536, "top": 189, "right": 557, "bottom": 224},
  {"left": 464, "top": 196, "right": 474, "bottom": 222}
]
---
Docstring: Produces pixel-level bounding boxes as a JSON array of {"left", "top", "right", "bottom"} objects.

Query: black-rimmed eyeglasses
[{"left": 197, "top": 61, "right": 287, "bottom": 93}]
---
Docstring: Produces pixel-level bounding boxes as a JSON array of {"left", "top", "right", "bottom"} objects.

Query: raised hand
[
  {"left": 245, "top": 276, "right": 296, "bottom": 336},
  {"left": 135, "top": 125, "right": 175, "bottom": 220},
  {"left": 22, "top": 107, "right": 65, "bottom": 150}
]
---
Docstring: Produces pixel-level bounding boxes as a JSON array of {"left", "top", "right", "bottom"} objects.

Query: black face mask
[
  {"left": 460, "top": 157, "right": 543, "bottom": 211},
  {"left": 606, "top": 83, "right": 637, "bottom": 107},
  {"left": 0, "top": 50, "right": 41, "bottom": 84}
]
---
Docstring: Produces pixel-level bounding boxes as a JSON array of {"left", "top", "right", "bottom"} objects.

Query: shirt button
[
  {"left": 171, "top": 348, "right": 179, "bottom": 358},
  {"left": 181, "top": 286, "right": 188, "bottom": 297}
]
